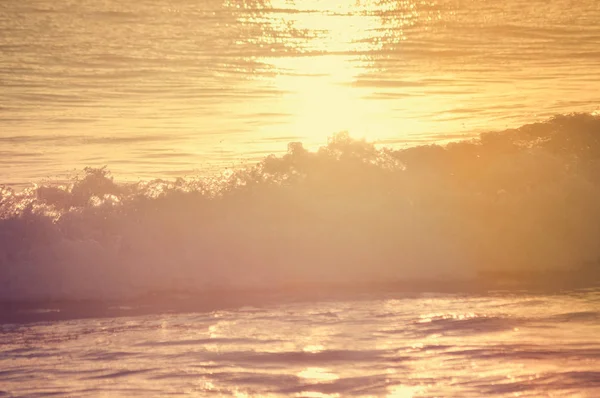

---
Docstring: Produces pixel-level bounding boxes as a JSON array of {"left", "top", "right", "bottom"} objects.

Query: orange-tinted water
[{"left": 1, "top": 0, "right": 599, "bottom": 184}]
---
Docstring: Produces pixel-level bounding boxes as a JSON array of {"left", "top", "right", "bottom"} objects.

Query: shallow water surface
[
  {"left": 1, "top": 0, "right": 599, "bottom": 183},
  {"left": 1, "top": 290, "right": 599, "bottom": 397}
]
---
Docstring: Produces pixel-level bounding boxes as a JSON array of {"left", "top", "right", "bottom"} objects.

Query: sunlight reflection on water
[
  {"left": 1, "top": 291, "right": 599, "bottom": 397},
  {"left": 1, "top": 0, "right": 599, "bottom": 183}
]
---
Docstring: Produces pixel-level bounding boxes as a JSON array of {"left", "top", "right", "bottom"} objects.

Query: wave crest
[{"left": 1, "top": 113, "right": 600, "bottom": 300}]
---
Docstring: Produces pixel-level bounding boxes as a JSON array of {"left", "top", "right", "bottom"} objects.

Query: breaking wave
[{"left": 2, "top": 113, "right": 600, "bottom": 300}]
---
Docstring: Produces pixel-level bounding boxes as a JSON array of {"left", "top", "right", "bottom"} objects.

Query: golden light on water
[
  {"left": 297, "top": 367, "right": 339, "bottom": 382},
  {"left": 2, "top": 0, "right": 600, "bottom": 395},
  {"left": 230, "top": 0, "right": 453, "bottom": 146},
  {"left": 269, "top": 56, "right": 374, "bottom": 139},
  {"left": 262, "top": 0, "right": 387, "bottom": 142},
  {"left": 2, "top": 0, "right": 598, "bottom": 183},
  {"left": 386, "top": 385, "right": 424, "bottom": 398}
]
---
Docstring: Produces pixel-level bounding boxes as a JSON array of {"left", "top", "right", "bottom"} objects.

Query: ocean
[
  {"left": 1, "top": 0, "right": 599, "bottom": 184},
  {"left": 1, "top": 291, "right": 600, "bottom": 397},
  {"left": 1, "top": 0, "right": 600, "bottom": 397}
]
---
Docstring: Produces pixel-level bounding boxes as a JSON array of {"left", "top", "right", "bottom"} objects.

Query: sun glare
[{"left": 230, "top": 0, "right": 436, "bottom": 145}]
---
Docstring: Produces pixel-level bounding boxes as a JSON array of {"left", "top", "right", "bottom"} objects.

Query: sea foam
[{"left": 1, "top": 113, "right": 600, "bottom": 300}]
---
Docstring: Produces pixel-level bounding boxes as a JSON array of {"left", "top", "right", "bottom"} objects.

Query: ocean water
[
  {"left": 1, "top": 114, "right": 600, "bottom": 396},
  {"left": 2, "top": 1, "right": 600, "bottom": 397},
  {"left": 1, "top": 291, "right": 600, "bottom": 397},
  {"left": 1, "top": 113, "right": 600, "bottom": 301},
  {"left": 1, "top": 0, "right": 599, "bottom": 184}
]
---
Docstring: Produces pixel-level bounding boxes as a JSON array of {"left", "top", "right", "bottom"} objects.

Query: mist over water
[{"left": 1, "top": 114, "right": 599, "bottom": 301}]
